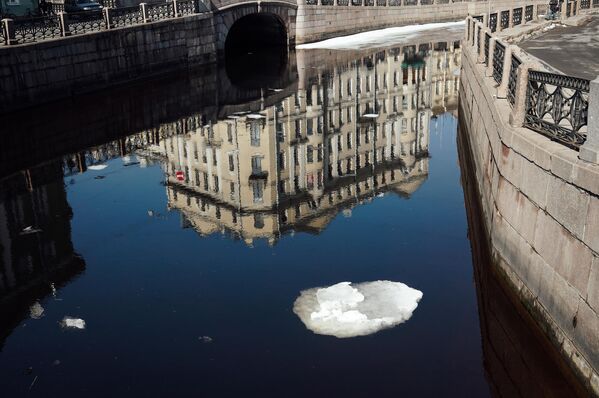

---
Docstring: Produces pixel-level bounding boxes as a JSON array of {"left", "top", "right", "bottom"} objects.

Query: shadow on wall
[
  {"left": 224, "top": 12, "right": 290, "bottom": 88},
  {"left": 457, "top": 118, "right": 588, "bottom": 398}
]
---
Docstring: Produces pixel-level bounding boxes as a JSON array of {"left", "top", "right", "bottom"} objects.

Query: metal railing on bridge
[
  {"left": 466, "top": 7, "right": 595, "bottom": 151},
  {"left": 1, "top": 0, "right": 201, "bottom": 46}
]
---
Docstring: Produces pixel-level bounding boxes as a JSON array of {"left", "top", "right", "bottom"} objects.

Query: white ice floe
[
  {"left": 293, "top": 281, "right": 422, "bottom": 338},
  {"left": 296, "top": 21, "right": 464, "bottom": 50},
  {"left": 29, "top": 302, "right": 44, "bottom": 319},
  {"left": 60, "top": 317, "right": 86, "bottom": 330},
  {"left": 88, "top": 164, "right": 108, "bottom": 171}
]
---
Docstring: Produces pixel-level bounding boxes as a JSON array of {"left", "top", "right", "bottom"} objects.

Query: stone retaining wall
[
  {"left": 460, "top": 27, "right": 599, "bottom": 396},
  {"left": 295, "top": 0, "right": 546, "bottom": 43},
  {"left": 0, "top": 13, "right": 216, "bottom": 113}
]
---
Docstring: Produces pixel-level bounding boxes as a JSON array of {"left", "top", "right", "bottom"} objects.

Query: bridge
[{"left": 0, "top": 0, "right": 548, "bottom": 112}]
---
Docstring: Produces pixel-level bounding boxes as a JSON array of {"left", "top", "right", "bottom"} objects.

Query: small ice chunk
[
  {"left": 293, "top": 280, "right": 423, "bottom": 338},
  {"left": 199, "top": 336, "right": 213, "bottom": 343},
  {"left": 60, "top": 317, "right": 86, "bottom": 330},
  {"left": 88, "top": 164, "right": 108, "bottom": 171},
  {"left": 29, "top": 302, "right": 44, "bottom": 319},
  {"left": 20, "top": 226, "right": 42, "bottom": 235}
]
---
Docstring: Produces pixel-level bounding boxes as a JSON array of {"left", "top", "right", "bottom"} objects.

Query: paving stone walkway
[{"left": 520, "top": 17, "right": 599, "bottom": 80}]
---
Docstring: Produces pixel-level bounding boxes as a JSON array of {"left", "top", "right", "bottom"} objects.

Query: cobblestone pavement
[{"left": 520, "top": 17, "right": 599, "bottom": 80}]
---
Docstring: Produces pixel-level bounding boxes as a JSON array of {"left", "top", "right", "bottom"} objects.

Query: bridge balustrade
[{"left": 0, "top": 0, "right": 204, "bottom": 46}]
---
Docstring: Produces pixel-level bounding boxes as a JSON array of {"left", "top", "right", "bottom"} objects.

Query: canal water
[{"left": 0, "top": 27, "right": 581, "bottom": 397}]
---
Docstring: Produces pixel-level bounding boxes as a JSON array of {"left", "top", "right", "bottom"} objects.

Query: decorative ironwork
[
  {"left": 500, "top": 10, "right": 509, "bottom": 29},
  {"left": 51, "top": 3, "right": 64, "bottom": 13},
  {"left": 581, "top": 0, "right": 590, "bottom": 8},
  {"left": 363, "top": 0, "right": 374, "bottom": 5},
  {"left": 476, "top": 25, "right": 481, "bottom": 55},
  {"left": 404, "top": 0, "right": 417, "bottom": 5},
  {"left": 176, "top": 0, "right": 197, "bottom": 16},
  {"left": 525, "top": 5, "right": 533, "bottom": 21},
  {"left": 420, "top": 0, "right": 433, "bottom": 4},
  {"left": 572, "top": 0, "right": 577, "bottom": 14},
  {"left": 489, "top": 12, "right": 497, "bottom": 32},
  {"left": 0, "top": 22, "right": 6, "bottom": 46},
  {"left": 68, "top": 12, "right": 107, "bottom": 35},
  {"left": 525, "top": 71, "right": 589, "bottom": 149},
  {"left": 305, "top": 0, "right": 317, "bottom": 4},
  {"left": 337, "top": 0, "right": 349, "bottom": 5},
  {"left": 484, "top": 32, "right": 491, "bottom": 65},
  {"left": 351, "top": 0, "right": 362, "bottom": 5},
  {"left": 507, "top": 54, "right": 521, "bottom": 106},
  {"left": 473, "top": 15, "right": 483, "bottom": 22},
  {"left": 388, "top": 0, "right": 400, "bottom": 5},
  {"left": 594, "top": 0, "right": 599, "bottom": 8},
  {"left": 13, "top": 16, "right": 62, "bottom": 44},
  {"left": 492, "top": 41, "right": 506, "bottom": 84},
  {"left": 146, "top": 2, "right": 175, "bottom": 21},
  {"left": 110, "top": 6, "right": 144, "bottom": 28},
  {"left": 321, "top": 0, "right": 334, "bottom": 5},
  {"left": 376, "top": 0, "right": 386, "bottom": 5},
  {"left": 513, "top": 7, "right": 522, "bottom": 25},
  {"left": 566, "top": 1, "right": 571, "bottom": 16},
  {"left": 98, "top": 0, "right": 117, "bottom": 7}
]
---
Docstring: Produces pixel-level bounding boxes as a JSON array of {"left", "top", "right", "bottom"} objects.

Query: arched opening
[{"left": 225, "top": 12, "right": 288, "bottom": 88}]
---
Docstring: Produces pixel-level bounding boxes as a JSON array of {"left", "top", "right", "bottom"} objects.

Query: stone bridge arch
[{"left": 213, "top": 1, "right": 297, "bottom": 56}]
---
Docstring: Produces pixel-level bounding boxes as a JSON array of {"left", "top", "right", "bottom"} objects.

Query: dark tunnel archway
[{"left": 224, "top": 12, "right": 289, "bottom": 88}]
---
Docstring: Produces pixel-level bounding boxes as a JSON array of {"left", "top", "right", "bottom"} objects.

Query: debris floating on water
[
  {"left": 20, "top": 226, "right": 42, "bottom": 235},
  {"left": 60, "top": 317, "right": 86, "bottom": 330},
  {"left": 293, "top": 281, "right": 423, "bottom": 338}
]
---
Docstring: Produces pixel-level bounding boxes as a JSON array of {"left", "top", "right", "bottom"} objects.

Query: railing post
[
  {"left": 486, "top": 37, "right": 496, "bottom": 77},
  {"left": 173, "top": 0, "right": 179, "bottom": 17},
  {"left": 497, "top": 45, "right": 514, "bottom": 98},
  {"left": 59, "top": 12, "right": 71, "bottom": 37},
  {"left": 509, "top": 62, "right": 532, "bottom": 127},
  {"left": 2, "top": 18, "right": 17, "bottom": 45},
  {"left": 477, "top": 24, "right": 486, "bottom": 63},
  {"left": 103, "top": 7, "right": 112, "bottom": 29},
  {"left": 580, "top": 76, "right": 599, "bottom": 163},
  {"left": 140, "top": 3, "right": 149, "bottom": 23}
]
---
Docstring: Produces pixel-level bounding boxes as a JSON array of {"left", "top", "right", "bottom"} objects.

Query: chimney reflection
[{"left": 155, "top": 40, "right": 461, "bottom": 246}]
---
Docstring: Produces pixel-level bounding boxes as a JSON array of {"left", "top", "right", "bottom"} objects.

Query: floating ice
[
  {"left": 60, "top": 317, "right": 86, "bottom": 330},
  {"left": 297, "top": 21, "right": 464, "bottom": 50},
  {"left": 293, "top": 281, "right": 422, "bottom": 338},
  {"left": 88, "top": 164, "right": 108, "bottom": 171},
  {"left": 29, "top": 302, "right": 44, "bottom": 319}
]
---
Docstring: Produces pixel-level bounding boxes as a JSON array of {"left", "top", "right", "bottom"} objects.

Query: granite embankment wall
[
  {"left": 460, "top": 29, "right": 599, "bottom": 395},
  {"left": 295, "top": 0, "right": 546, "bottom": 43},
  {"left": 0, "top": 13, "right": 216, "bottom": 113}
]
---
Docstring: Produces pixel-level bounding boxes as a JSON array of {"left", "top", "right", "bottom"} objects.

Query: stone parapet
[{"left": 460, "top": 24, "right": 599, "bottom": 396}]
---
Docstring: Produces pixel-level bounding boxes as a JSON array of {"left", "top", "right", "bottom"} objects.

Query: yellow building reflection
[{"left": 158, "top": 40, "right": 461, "bottom": 246}]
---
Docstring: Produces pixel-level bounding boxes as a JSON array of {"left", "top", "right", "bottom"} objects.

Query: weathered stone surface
[
  {"left": 546, "top": 176, "right": 590, "bottom": 240},
  {"left": 588, "top": 256, "right": 599, "bottom": 314},
  {"left": 584, "top": 197, "right": 599, "bottom": 254},
  {"left": 573, "top": 300, "right": 599, "bottom": 373}
]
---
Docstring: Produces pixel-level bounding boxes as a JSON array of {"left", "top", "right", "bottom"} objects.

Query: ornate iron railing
[
  {"left": 476, "top": 25, "right": 481, "bottom": 55},
  {"left": 437, "top": 0, "right": 450, "bottom": 3},
  {"left": 337, "top": 0, "right": 349, "bottom": 5},
  {"left": 376, "top": 0, "right": 386, "bottom": 5},
  {"left": 581, "top": 0, "right": 590, "bottom": 8},
  {"left": 388, "top": 0, "right": 400, "bottom": 5},
  {"left": 51, "top": 3, "right": 65, "bottom": 13},
  {"left": 492, "top": 41, "right": 505, "bottom": 84},
  {"left": 525, "top": 71, "right": 589, "bottom": 149},
  {"left": 572, "top": 0, "right": 577, "bottom": 14},
  {"left": 13, "top": 16, "right": 62, "bottom": 44},
  {"left": 404, "top": 0, "right": 417, "bottom": 5},
  {"left": 363, "top": 0, "right": 374, "bottom": 5},
  {"left": 98, "top": 0, "right": 117, "bottom": 7},
  {"left": 306, "top": 0, "right": 317, "bottom": 4},
  {"left": 421, "top": 0, "right": 433, "bottom": 4},
  {"left": 0, "top": 22, "right": 6, "bottom": 46},
  {"left": 110, "top": 6, "right": 144, "bottom": 28},
  {"left": 594, "top": 0, "right": 599, "bottom": 7},
  {"left": 507, "top": 54, "right": 521, "bottom": 106},
  {"left": 525, "top": 5, "right": 533, "bottom": 21},
  {"left": 321, "top": 0, "right": 334, "bottom": 5},
  {"left": 484, "top": 32, "right": 491, "bottom": 66},
  {"left": 513, "top": 7, "right": 522, "bottom": 25},
  {"left": 146, "top": 2, "right": 175, "bottom": 21},
  {"left": 566, "top": 1, "right": 571, "bottom": 16},
  {"left": 351, "top": 0, "right": 362, "bottom": 5},
  {"left": 176, "top": 0, "right": 197, "bottom": 16},
  {"left": 489, "top": 12, "right": 497, "bottom": 32},
  {"left": 68, "top": 12, "right": 107, "bottom": 35},
  {"left": 500, "top": 10, "right": 509, "bottom": 29}
]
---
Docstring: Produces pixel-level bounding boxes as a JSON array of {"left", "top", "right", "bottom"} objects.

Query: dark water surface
[{"left": 0, "top": 27, "right": 580, "bottom": 397}]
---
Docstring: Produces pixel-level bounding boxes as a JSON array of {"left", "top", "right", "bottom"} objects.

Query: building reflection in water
[
  {"left": 0, "top": 162, "right": 85, "bottom": 349},
  {"left": 147, "top": 41, "right": 461, "bottom": 246}
]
